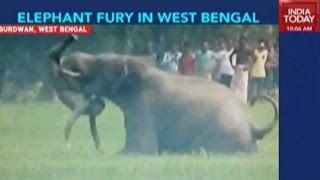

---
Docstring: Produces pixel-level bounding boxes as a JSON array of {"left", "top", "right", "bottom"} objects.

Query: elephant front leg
[
  {"left": 122, "top": 109, "right": 159, "bottom": 155},
  {"left": 122, "top": 128, "right": 159, "bottom": 155}
]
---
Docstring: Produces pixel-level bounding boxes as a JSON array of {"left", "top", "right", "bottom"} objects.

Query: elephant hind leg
[
  {"left": 122, "top": 125, "right": 160, "bottom": 155},
  {"left": 188, "top": 127, "right": 252, "bottom": 154}
]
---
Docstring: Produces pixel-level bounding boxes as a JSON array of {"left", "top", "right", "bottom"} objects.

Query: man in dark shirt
[
  {"left": 155, "top": 34, "right": 168, "bottom": 69},
  {"left": 229, "top": 36, "right": 254, "bottom": 103}
]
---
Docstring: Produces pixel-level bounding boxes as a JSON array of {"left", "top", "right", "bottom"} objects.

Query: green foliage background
[{"left": 0, "top": 25, "right": 277, "bottom": 100}]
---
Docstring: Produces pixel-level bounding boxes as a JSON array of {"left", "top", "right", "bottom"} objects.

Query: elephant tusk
[
  {"left": 61, "top": 68, "right": 82, "bottom": 77},
  {"left": 71, "top": 34, "right": 79, "bottom": 40}
]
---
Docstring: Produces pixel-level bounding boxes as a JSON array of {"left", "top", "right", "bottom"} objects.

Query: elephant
[
  {"left": 48, "top": 35, "right": 106, "bottom": 152},
  {"left": 54, "top": 35, "right": 278, "bottom": 155}
]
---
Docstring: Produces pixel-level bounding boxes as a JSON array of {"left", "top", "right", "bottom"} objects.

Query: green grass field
[{"left": 0, "top": 101, "right": 278, "bottom": 180}]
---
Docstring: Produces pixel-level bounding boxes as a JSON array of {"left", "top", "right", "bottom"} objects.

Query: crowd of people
[
  {"left": 0, "top": 35, "right": 278, "bottom": 103},
  {"left": 154, "top": 36, "right": 279, "bottom": 104}
]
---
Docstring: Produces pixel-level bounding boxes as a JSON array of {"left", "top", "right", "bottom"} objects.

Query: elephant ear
[{"left": 112, "top": 58, "right": 146, "bottom": 94}]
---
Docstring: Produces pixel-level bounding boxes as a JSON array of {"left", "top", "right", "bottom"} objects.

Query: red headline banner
[{"left": 0, "top": 25, "right": 91, "bottom": 35}]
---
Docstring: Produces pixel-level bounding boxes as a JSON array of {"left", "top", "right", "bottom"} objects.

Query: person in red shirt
[{"left": 179, "top": 42, "right": 196, "bottom": 76}]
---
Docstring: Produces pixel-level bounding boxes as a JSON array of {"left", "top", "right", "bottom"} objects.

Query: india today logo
[{"left": 279, "top": 0, "right": 319, "bottom": 32}]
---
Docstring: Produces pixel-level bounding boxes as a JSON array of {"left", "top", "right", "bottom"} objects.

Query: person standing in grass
[
  {"left": 248, "top": 39, "right": 269, "bottom": 104},
  {"left": 162, "top": 44, "right": 182, "bottom": 74},
  {"left": 265, "top": 42, "right": 278, "bottom": 93},
  {"left": 229, "top": 36, "right": 253, "bottom": 103},
  {"left": 195, "top": 41, "right": 220, "bottom": 80},
  {"left": 179, "top": 42, "right": 196, "bottom": 76},
  {"left": 272, "top": 44, "right": 279, "bottom": 89},
  {"left": 217, "top": 40, "right": 235, "bottom": 88}
]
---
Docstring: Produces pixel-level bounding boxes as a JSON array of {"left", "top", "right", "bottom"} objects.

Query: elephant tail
[
  {"left": 48, "top": 34, "right": 78, "bottom": 64},
  {"left": 251, "top": 94, "right": 278, "bottom": 140}
]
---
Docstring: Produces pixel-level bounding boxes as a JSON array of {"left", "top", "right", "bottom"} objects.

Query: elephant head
[{"left": 59, "top": 52, "right": 151, "bottom": 102}]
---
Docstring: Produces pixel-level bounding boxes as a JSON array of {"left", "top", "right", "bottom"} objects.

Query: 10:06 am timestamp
[{"left": 286, "top": 26, "right": 313, "bottom": 32}]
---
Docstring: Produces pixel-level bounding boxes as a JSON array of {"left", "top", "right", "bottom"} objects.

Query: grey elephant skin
[{"left": 55, "top": 36, "right": 278, "bottom": 155}]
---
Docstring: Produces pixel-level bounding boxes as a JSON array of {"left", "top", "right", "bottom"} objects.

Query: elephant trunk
[
  {"left": 48, "top": 34, "right": 78, "bottom": 64},
  {"left": 251, "top": 94, "right": 279, "bottom": 140},
  {"left": 48, "top": 35, "right": 81, "bottom": 92}
]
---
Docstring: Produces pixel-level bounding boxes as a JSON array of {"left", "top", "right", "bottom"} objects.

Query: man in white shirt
[
  {"left": 217, "top": 40, "right": 235, "bottom": 88},
  {"left": 162, "top": 44, "right": 182, "bottom": 73}
]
